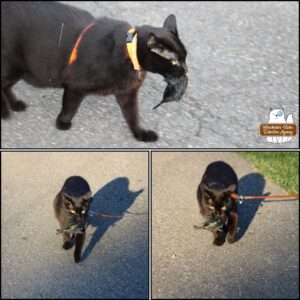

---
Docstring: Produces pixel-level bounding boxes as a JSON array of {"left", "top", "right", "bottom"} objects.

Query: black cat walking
[
  {"left": 54, "top": 176, "right": 92, "bottom": 263},
  {"left": 1, "top": 1, "right": 187, "bottom": 142},
  {"left": 196, "top": 161, "right": 239, "bottom": 246}
]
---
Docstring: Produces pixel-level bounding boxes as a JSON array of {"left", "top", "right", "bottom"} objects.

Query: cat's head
[
  {"left": 62, "top": 191, "right": 92, "bottom": 221},
  {"left": 200, "top": 182, "right": 236, "bottom": 218},
  {"left": 138, "top": 14, "right": 187, "bottom": 80},
  {"left": 268, "top": 108, "right": 285, "bottom": 123}
]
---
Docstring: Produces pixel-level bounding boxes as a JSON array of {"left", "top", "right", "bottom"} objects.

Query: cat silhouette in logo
[{"left": 267, "top": 108, "right": 293, "bottom": 143}]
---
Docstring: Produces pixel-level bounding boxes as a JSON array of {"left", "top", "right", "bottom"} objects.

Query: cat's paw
[
  {"left": 213, "top": 239, "right": 225, "bottom": 246},
  {"left": 1, "top": 108, "right": 10, "bottom": 119},
  {"left": 74, "top": 253, "right": 81, "bottom": 263},
  {"left": 62, "top": 240, "right": 73, "bottom": 250},
  {"left": 56, "top": 116, "right": 72, "bottom": 130},
  {"left": 11, "top": 100, "right": 27, "bottom": 112},
  {"left": 134, "top": 129, "right": 158, "bottom": 142},
  {"left": 227, "top": 235, "right": 236, "bottom": 244}
]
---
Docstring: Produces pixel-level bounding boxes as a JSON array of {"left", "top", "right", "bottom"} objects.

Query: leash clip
[
  {"left": 88, "top": 210, "right": 95, "bottom": 217},
  {"left": 238, "top": 195, "right": 244, "bottom": 205}
]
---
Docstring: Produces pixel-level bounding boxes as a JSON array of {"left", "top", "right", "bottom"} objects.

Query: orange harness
[
  {"left": 69, "top": 22, "right": 96, "bottom": 65},
  {"left": 68, "top": 23, "right": 141, "bottom": 71},
  {"left": 93, "top": 212, "right": 122, "bottom": 219}
]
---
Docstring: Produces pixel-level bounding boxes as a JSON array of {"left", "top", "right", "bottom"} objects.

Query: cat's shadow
[
  {"left": 237, "top": 172, "right": 270, "bottom": 241},
  {"left": 81, "top": 177, "right": 143, "bottom": 261}
]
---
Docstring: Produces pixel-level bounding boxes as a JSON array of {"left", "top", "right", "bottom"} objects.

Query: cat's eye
[
  {"left": 82, "top": 210, "right": 86, "bottom": 214},
  {"left": 171, "top": 59, "right": 179, "bottom": 66},
  {"left": 70, "top": 210, "right": 75, "bottom": 214},
  {"left": 221, "top": 206, "right": 226, "bottom": 211},
  {"left": 209, "top": 206, "right": 215, "bottom": 210}
]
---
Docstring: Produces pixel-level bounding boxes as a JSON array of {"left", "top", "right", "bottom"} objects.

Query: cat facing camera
[
  {"left": 196, "top": 161, "right": 239, "bottom": 246},
  {"left": 54, "top": 176, "right": 92, "bottom": 263}
]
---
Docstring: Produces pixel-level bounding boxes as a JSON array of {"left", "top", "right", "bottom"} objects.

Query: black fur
[
  {"left": 54, "top": 176, "right": 92, "bottom": 263},
  {"left": 197, "top": 161, "right": 239, "bottom": 246},
  {"left": 1, "top": 1, "right": 187, "bottom": 142}
]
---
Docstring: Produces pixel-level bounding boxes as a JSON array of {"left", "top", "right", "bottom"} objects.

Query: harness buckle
[
  {"left": 238, "top": 195, "right": 244, "bottom": 204},
  {"left": 126, "top": 32, "right": 134, "bottom": 42}
]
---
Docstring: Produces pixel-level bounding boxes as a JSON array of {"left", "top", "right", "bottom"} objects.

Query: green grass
[{"left": 238, "top": 152, "right": 299, "bottom": 194}]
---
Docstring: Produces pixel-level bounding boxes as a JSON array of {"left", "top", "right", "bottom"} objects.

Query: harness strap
[
  {"left": 126, "top": 27, "right": 142, "bottom": 71},
  {"left": 69, "top": 22, "right": 96, "bottom": 65}
]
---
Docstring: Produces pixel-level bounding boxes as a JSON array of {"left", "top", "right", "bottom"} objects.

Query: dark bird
[{"left": 153, "top": 74, "right": 188, "bottom": 109}]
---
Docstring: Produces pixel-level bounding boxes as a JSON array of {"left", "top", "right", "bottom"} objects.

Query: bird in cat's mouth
[{"left": 153, "top": 74, "right": 188, "bottom": 110}]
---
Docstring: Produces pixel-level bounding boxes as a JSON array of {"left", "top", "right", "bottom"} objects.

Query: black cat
[
  {"left": 197, "top": 161, "right": 239, "bottom": 246},
  {"left": 54, "top": 176, "right": 92, "bottom": 263},
  {"left": 1, "top": 1, "right": 187, "bottom": 142}
]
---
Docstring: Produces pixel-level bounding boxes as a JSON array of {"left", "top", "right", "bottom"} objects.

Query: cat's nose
[
  {"left": 75, "top": 215, "right": 81, "bottom": 221},
  {"left": 216, "top": 211, "right": 224, "bottom": 217}
]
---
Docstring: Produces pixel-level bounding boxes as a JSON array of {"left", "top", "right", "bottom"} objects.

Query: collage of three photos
[{"left": 1, "top": 1, "right": 299, "bottom": 299}]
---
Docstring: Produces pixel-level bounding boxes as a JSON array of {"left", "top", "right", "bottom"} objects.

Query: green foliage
[{"left": 238, "top": 152, "right": 299, "bottom": 194}]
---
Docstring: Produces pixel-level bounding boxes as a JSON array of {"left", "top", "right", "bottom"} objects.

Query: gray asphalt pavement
[
  {"left": 1, "top": 1, "right": 299, "bottom": 148},
  {"left": 152, "top": 152, "right": 299, "bottom": 298},
  {"left": 1, "top": 152, "right": 149, "bottom": 299}
]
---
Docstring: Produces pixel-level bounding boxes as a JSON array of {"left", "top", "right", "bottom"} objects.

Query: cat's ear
[
  {"left": 147, "top": 33, "right": 178, "bottom": 61},
  {"left": 224, "top": 184, "right": 236, "bottom": 195},
  {"left": 200, "top": 182, "right": 213, "bottom": 197},
  {"left": 82, "top": 191, "right": 92, "bottom": 201},
  {"left": 81, "top": 191, "right": 92, "bottom": 205},
  {"left": 62, "top": 192, "right": 73, "bottom": 208},
  {"left": 200, "top": 182, "right": 208, "bottom": 191},
  {"left": 147, "top": 33, "right": 157, "bottom": 49},
  {"left": 163, "top": 14, "right": 178, "bottom": 36}
]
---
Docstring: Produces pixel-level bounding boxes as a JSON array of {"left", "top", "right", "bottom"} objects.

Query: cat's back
[
  {"left": 62, "top": 176, "right": 91, "bottom": 197},
  {"left": 87, "top": 17, "right": 131, "bottom": 51},
  {"left": 1, "top": 1, "right": 94, "bottom": 29},
  {"left": 1, "top": 1, "right": 95, "bottom": 49},
  {"left": 202, "top": 161, "right": 238, "bottom": 186},
  {"left": 96, "top": 16, "right": 130, "bottom": 31},
  {"left": 2, "top": 1, "right": 95, "bottom": 87}
]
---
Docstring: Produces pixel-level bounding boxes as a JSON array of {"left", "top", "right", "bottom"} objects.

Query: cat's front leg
[
  {"left": 62, "top": 232, "right": 73, "bottom": 250},
  {"left": 213, "top": 230, "right": 226, "bottom": 246},
  {"left": 115, "top": 91, "right": 158, "bottom": 142},
  {"left": 56, "top": 88, "right": 85, "bottom": 130},
  {"left": 74, "top": 231, "right": 85, "bottom": 263},
  {"left": 1, "top": 92, "right": 11, "bottom": 118},
  {"left": 227, "top": 212, "right": 238, "bottom": 243}
]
